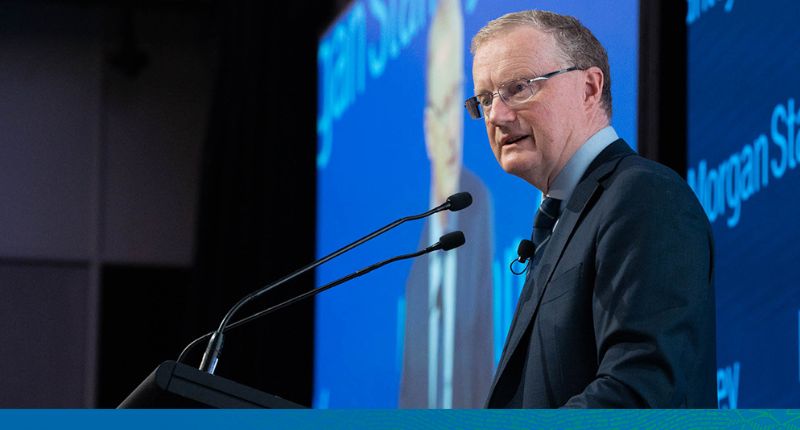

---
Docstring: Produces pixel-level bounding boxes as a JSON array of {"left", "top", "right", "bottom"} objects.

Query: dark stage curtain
[
  {"left": 638, "top": 0, "right": 687, "bottom": 174},
  {"left": 187, "top": 1, "right": 335, "bottom": 406}
]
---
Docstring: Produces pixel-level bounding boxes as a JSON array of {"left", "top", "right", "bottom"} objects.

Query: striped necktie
[{"left": 531, "top": 197, "right": 562, "bottom": 263}]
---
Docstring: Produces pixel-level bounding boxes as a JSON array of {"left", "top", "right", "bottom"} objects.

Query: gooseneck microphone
[
  {"left": 509, "top": 239, "right": 535, "bottom": 275},
  {"left": 445, "top": 192, "right": 472, "bottom": 211},
  {"left": 197, "top": 193, "right": 472, "bottom": 374},
  {"left": 180, "top": 231, "right": 466, "bottom": 366},
  {"left": 434, "top": 230, "right": 466, "bottom": 251}
]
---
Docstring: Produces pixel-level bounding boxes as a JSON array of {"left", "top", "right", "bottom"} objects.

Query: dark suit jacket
[
  {"left": 487, "top": 139, "right": 717, "bottom": 408},
  {"left": 399, "top": 169, "right": 494, "bottom": 408}
]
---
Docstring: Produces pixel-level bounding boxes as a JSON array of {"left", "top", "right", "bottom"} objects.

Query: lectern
[{"left": 119, "top": 360, "right": 305, "bottom": 408}]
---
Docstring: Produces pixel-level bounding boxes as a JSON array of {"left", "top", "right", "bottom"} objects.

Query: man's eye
[
  {"left": 505, "top": 81, "right": 528, "bottom": 97},
  {"left": 477, "top": 95, "right": 493, "bottom": 107}
]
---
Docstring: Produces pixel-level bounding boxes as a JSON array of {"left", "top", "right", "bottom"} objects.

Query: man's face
[
  {"left": 472, "top": 26, "right": 586, "bottom": 190},
  {"left": 425, "top": 33, "right": 463, "bottom": 200}
]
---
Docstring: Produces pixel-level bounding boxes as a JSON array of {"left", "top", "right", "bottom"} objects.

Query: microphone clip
[
  {"left": 509, "top": 239, "right": 535, "bottom": 276},
  {"left": 509, "top": 258, "right": 530, "bottom": 275}
]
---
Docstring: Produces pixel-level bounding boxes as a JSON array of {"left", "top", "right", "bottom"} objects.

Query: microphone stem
[
  {"left": 181, "top": 246, "right": 435, "bottom": 366},
  {"left": 236, "top": 247, "right": 431, "bottom": 325},
  {"left": 197, "top": 204, "right": 448, "bottom": 373},
  {"left": 220, "top": 205, "right": 445, "bottom": 332}
]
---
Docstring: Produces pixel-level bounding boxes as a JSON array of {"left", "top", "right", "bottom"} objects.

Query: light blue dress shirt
[{"left": 547, "top": 126, "right": 620, "bottom": 206}]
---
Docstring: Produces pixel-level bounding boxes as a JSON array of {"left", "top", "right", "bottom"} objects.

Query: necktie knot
[{"left": 532, "top": 197, "right": 561, "bottom": 247}]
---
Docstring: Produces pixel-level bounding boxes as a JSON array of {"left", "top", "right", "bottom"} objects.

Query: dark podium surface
[{"left": 119, "top": 360, "right": 306, "bottom": 409}]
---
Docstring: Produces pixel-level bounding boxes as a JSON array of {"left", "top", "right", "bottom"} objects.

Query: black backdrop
[
  {"left": 98, "top": 0, "right": 339, "bottom": 407},
  {"left": 186, "top": 0, "right": 337, "bottom": 405}
]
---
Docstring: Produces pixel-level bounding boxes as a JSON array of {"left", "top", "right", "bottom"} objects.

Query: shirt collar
[{"left": 547, "top": 126, "right": 618, "bottom": 203}]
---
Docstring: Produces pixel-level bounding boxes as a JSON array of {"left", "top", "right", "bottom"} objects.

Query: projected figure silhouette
[{"left": 399, "top": 0, "right": 494, "bottom": 409}]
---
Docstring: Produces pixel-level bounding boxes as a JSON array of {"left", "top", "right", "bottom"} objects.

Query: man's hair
[{"left": 471, "top": 10, "right": 612, "bottom": 118}]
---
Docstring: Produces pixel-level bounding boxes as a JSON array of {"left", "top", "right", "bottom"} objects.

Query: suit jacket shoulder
[{"left": 487, "top": 139, "right": 717, "bottom": 409}]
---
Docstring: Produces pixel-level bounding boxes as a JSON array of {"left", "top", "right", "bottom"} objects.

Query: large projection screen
[
  {"left": 687, "top": 0, "right": 800, "bottom": 408},
  {"left": 316, "top": 0, "right": 638, "bottom": 408}
]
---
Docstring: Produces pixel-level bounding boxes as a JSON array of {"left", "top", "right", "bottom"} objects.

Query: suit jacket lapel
[
  {"left": 488, "top": 140, "right": 634, "bottom": 401},
  {"left": 529, "top": 141, "right": 633, "bottom": 312},
  {"left": 487, "top": 266, "right": 534, "bottom": 389}
]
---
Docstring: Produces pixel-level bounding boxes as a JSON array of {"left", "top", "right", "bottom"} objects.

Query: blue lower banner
[{"left": 2, "top": 410, "right": 799, "bottom": 429}]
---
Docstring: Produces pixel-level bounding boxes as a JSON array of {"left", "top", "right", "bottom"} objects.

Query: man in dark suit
[
  {"left": 465, "top": 10, "right": 717, "bottom": 408},
  {"left": 399, "top": 0, "right": 494, "bottom": 409}
]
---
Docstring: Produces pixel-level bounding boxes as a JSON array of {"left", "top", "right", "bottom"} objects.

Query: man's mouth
[{"left": 501, "top": 135, "right": 530, "bottom": 146}]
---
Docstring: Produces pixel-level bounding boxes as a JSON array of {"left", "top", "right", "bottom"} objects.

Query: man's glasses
[{"left": 464, "top": 67, "right": 579, "bottom": 119}]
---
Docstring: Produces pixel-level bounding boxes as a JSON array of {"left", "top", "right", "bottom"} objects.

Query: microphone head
[
  {"left": 439, "top": 231, "right": 466, "bottom": 251},
  {"left": 446, "top": 192, "right": 473, "bottom": 212},
  {"left": 517, "top": 239, "right": 535, "bottom": 261}
]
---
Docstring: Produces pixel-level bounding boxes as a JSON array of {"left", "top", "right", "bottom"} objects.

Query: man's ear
[{"left": 583, "top": 66, "right": 604, "bottom": 110}]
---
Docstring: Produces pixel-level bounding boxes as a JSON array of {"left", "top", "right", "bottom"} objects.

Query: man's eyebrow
[
  {"left": 473, "top": 70, "right": 542, "bottom": 94},
  {"left": 471, "top": 82, "right": 491, "bottom": 95},
  {"left": 498, "top": 71, "right": 542, "bottom": 86}
]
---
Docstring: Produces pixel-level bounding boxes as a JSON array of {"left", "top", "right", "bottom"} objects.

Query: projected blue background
[
  {"left": 687, "top": 0, "right": 800, "bottom": 408},
  {"left": 315, "top": 0, "right": 638, "bottom": 408}
]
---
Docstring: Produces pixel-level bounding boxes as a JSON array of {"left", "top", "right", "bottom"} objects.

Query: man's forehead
[{"left": 472, "top": 27, "right": 560, "bottom": 87}]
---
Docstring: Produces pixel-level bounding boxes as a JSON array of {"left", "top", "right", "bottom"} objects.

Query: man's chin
[{"left": 500, "top": 155, "right": 534, "bottom": 177}]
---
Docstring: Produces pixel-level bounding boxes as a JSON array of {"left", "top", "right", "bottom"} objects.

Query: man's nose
[{"left": 487, "top": 96, "right": 515, "bottom": 126}]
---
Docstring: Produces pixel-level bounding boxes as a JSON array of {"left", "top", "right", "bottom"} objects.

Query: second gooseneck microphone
[
  {"left": 197, "top": 192, "right": 473, "bottom": 374},
  {"left": 179, "top": 231, "right": 466, "bottom": 366}
]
